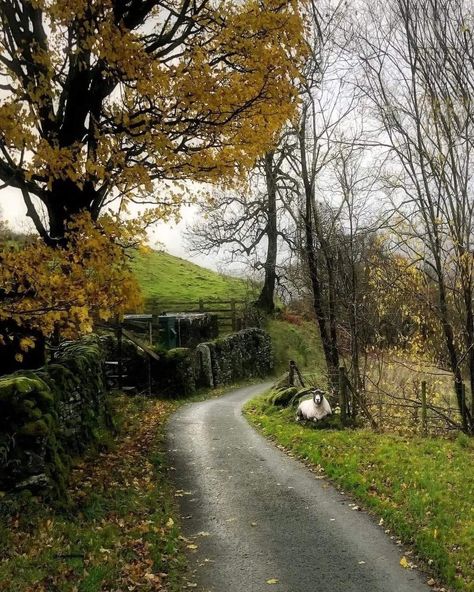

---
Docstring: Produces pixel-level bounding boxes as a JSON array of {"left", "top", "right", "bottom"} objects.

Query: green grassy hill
[
  {"left": 132, "top": 250, "right": 324, "bottom": 375},
  {"left": 132, "top": 249, "right": 256, "bottom": 302}
]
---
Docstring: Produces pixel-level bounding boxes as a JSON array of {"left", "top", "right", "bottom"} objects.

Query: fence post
[
  {"left": 472, "top": 381, "right": 474, "bottom": 427},
  {"left": 461, "top": 381, "right": 466, "bottom": 428},
  {"left": 421, "top": 380, "right": 427, "bottom": 436},
  {"left": 288, "top": 361, "right": 295, "bottom": 386},
  {"left": 295, "top": 363, "right": 305, "bottom": 387},
  {"left": 339, "top": 366, "right": 348, "bottom": 426},
  {"left": 116, "top": 322, "right": 123, "bottom": 391},
  {"left": 288, "top": 360, "right": 305, "bottom": 387},
  {"left": 199, "top": 298, "right": 204, "bottom": 312}
]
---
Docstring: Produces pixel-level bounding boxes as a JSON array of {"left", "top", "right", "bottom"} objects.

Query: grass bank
[
  {"left": 132, "top": 249, "right": 254, "bottom": 302},
  {"left": 0, "top": 394, "right": 186, "bottom": 592},
  {"left": 244, "top": 396, "right": 474, "bottom": 592},
  {"left": 266, "top": 318, "right": 325, "bottom": 377}
]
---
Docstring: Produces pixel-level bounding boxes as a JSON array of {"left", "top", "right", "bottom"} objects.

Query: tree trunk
[
  {"left": 256, "top": 151, "right": 278, "bottom": 314},
  {"left": 298, "top": 114, "right": 339, "bottom": 392},
  {"left": 437, "top": 269, "right": 471, "bottom": 432},
  {"left": 461, "top": 280, "right": 474, "bottom": 432},
  {"left": 45, "top": 179, "right": 99, "bottom": 242},
  {"left": 304, "top": 207, "right": 338, "bottom": 390},
  {"left": 325, "top": 257, "right": 340, "bottom": 375}
]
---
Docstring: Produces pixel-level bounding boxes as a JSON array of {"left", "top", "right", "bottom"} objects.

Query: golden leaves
[
  {"left": 0, "top": 212, "right": 143, "bottom": 341},
  {"left": 399, "top": 556, "right": 409, "bottom": 568},
  {"left": 0, "top": 102, "right": 36, "bottom": 150},
  {"left": 1, "top": 0, "right": 307, "bottom": 204}
]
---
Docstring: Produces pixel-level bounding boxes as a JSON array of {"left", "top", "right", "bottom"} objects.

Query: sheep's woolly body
[{"left": 296, "top": 395, "right": 332, "bottom": 422}]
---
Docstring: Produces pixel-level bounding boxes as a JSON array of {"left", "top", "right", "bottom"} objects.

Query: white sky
[{"left": 0, "top": 185, "right": 230, "bottom": 272}]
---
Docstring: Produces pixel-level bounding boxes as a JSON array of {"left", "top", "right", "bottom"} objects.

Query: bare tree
[
  {"left": 187, "top": 149, "right": 294, "bottom": 313},
  {"left": 353, "top": 0, "right": 474, "bottom": 431},
  {"left": 284, "top": 0, "right": 359, "bottom": 392}
]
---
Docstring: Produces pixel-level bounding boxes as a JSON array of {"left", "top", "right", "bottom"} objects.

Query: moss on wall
[
  {"left": 101, "top": 327, "right": 273, "bottom": 397},
  {"left": 152, "top": 348, "right": 196, "bottom": 397},
  {"left": 151, "top": 328, "right": 274, "bottom": 394},
  {"left": 0, "top": 336, "right": 110, "bottom": 497},
  {"left": 196, "top": 328, "right": 273, "bottom": 387}
]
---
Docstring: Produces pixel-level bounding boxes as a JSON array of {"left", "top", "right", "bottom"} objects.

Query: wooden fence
[{"left": 143, "top": 298, "right": 248, "bottom": 332}]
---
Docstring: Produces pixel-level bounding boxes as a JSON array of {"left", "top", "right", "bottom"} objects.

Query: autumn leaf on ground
[
  {"left": 400, "top": 556, "right": 409, "bottom": 568},
  {"left": 266, "top": 578, "right": 279, "bottom": 584}
]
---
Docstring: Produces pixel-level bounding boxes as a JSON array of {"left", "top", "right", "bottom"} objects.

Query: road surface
[{"left": 166, "top": 382, "right": 431, "bottom": 592}]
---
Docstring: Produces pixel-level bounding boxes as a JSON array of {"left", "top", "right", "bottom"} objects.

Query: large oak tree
[
  {"left": 0, "top": 0, "right": 306, "bottom": 243},
  {"left": 0, "top": 0, "right": 306, "bottom": 342}
]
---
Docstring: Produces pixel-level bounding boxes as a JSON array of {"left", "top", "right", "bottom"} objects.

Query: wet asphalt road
[{"left": 166, "top": 383, "right": 431, "bottom": 592}]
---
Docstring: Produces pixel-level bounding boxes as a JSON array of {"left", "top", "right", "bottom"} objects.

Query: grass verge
[
  {"left": 266, "top": 318, "right": 325, "bottom": 377},
  {"left": 244, "top": 395, "right": 474, "bottom": 592},
  {"left": 0, "top": 379, "right": 264, "bottom": 592},
  {"left": 0, "top": 394, "right": 185, "bottom": 592}
]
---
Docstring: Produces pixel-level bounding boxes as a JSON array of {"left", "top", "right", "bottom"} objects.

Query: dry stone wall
[
  {"left": 153, "top": 328, "right": 273, "bottom": 394},
  {"left": 0, "top": 337, "right": 111, "bottom": 496},
  {"left": 195, "top": 328, "right": 273, "bottom": 388}
]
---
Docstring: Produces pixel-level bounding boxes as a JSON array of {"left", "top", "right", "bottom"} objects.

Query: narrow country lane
[{"left": 166, "top": 383, "right": 431, "bottom": 592}]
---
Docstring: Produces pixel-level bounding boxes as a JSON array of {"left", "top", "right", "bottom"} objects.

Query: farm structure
[{"left": 142, "top": 298, "right": 249, "bottom": 333}]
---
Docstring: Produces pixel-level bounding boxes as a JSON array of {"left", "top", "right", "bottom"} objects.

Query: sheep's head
[{"left": 312, "top": 388, "right": 325, "bottom": 405}]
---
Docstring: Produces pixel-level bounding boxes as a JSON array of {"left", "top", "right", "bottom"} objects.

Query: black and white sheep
[{"left": 295, "top": 388, "right": 332, "bottom": 422}]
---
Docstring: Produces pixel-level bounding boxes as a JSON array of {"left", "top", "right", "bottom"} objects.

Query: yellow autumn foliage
[
  {"left": 0, "top": 213, "right": 142, "bottom": 341},
  {"left": 0, "top": 0, "right": 308, "bottom": 231},
  {"left": 0, "top": 0, "right": 308, "bottom": 341}
]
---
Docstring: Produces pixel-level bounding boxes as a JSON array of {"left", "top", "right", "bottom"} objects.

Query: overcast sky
[{"left": 0, "top": 186, "right": 232, "bottom": 272}]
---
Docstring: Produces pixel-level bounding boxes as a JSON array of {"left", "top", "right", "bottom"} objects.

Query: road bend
[{"left": 166, "top": 382, "right": 431, "bottom": 592}]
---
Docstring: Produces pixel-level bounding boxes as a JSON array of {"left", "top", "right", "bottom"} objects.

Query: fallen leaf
[
  {"left": 144, "top": 573, "right": 158, "bottom": 581},
  {"left": 187, "top": 544, "right": 198, "bottom": 550},
  {"left": 400, "top": 556, "right": 409, "bottom": 568},
  {"left": 166, "top": 518, "right": 174, "bottom": 528},
  {"left": 266, "top": 578, "right": 279, "bottom": 585}
]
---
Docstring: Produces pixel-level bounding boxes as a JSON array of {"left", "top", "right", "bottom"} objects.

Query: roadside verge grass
[
  {"left": 0, "top": 379, "right": 265, "bottom": 592},
  {"left": 0, "top": 394, "right": 186, "bottom": 592},
  {"left": 244, "top": 395, "right": 474, "bottom": 592},
  {"left": 266, "top": 318, "right": 325, "bottom": 377}
]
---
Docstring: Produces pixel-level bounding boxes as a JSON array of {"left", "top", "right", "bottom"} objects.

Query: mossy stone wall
[
  {"left": 196, "top": 328, "right": 273, "bottom": 388},
  {"left": 0, "top": 337, "right": 110, "bottom": 496},
  {"left": 154, "top": 328, "right": 273, "bottom": 395},
  {"left": 152, "top": 348, "right": 196, "bottom": 396}
]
